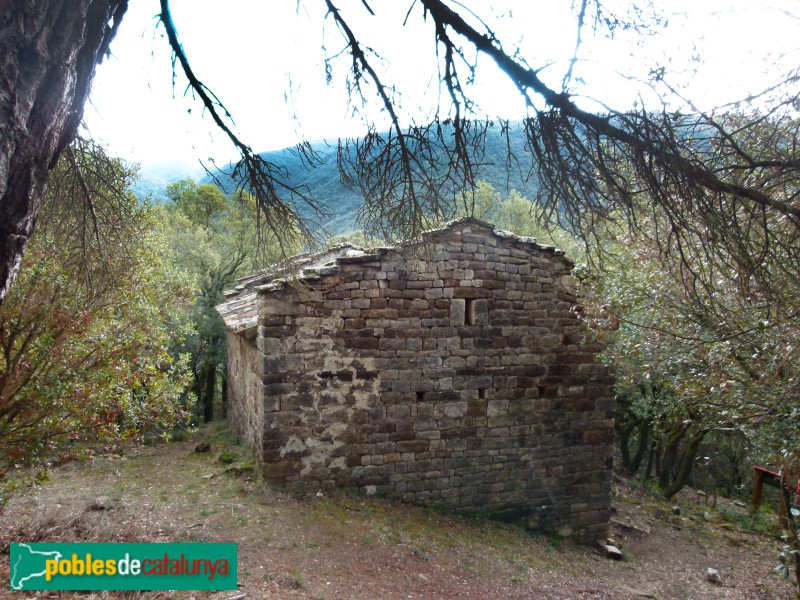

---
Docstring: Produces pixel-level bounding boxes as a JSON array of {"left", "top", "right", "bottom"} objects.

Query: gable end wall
[{"left": 249, "top": 222, "right": 614, "bottom": 541}]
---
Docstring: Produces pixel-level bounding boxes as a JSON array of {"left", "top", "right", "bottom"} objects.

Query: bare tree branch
[{"left": 158, "top": 0, "right": 330, "bottom": 260}]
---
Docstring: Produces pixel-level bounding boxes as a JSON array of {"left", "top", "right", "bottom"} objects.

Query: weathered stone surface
[
  {"left": 600, "top": 543, "right": 624, "bottom": 560},
  {"left": 220, "top": 218, "right": 615, "bottom": 542},
  {"left": 226, "top": 332, "right": 264, "bottom": 460}
]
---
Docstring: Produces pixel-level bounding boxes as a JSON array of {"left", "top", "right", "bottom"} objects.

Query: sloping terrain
[{"left": 0, "top": 426, "right": 794, "bottom": 599}]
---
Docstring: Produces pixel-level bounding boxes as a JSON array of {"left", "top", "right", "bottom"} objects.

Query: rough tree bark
[{"left": 0, "top": 0, "right": 128, "bottom": 304}]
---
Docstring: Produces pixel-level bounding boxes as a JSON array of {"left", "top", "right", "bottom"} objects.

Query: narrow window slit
[{"left": 465, "top": 298, "right": 475, "bottom": 325}]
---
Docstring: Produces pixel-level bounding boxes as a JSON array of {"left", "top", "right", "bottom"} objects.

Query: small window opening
[
  {"left": 465, "top": 298, "right": 476, "bottom": 325},
  {"left": 478, "top": 388, "right": 486, "bottom": 399},
  {"left": 416, "top": 391, "right": 425, "bottom": 401}
]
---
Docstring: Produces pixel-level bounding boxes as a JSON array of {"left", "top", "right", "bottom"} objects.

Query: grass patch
[
  {"left": 717, "top": 504, "right": 778, "bottom": 535},
  {"left": 217, "top": 451, "right": 239, "bottom": 465}
]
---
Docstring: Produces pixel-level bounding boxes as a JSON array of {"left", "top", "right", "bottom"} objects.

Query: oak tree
[{"left": 0, "top": 139, "right": 194, "bottom": 501}]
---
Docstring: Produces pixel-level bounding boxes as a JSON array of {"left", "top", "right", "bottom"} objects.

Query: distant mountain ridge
[
  {"left": 130, "top": 160, "right": 206, "bottom": 201},
  {"left": 132, "top": 122, "right": 538, "bottom": 234}
]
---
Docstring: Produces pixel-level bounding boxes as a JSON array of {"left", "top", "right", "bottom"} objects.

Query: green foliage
[
  {"left": 288, "top": 567, "right": 305, "bottom": 589},
  {"left": 0, "top": 141, "right": 195, "bottom": 503},
  {"left": 452, "top": 181, "right": 582, "bottom": 257},
  {"left": 217, "top": 451, "right": 239, "bottom": 465},
  {"left": 157, "top": 180, "right": 302, "bottom": 422},
  {"left": 166, "top": 179, "right": 229, "bottom": 230},
  {"left": 581, "top": 206, "right": 800, "bottom": 499}
]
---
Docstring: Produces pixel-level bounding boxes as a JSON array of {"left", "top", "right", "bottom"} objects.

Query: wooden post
[
  {"left": 751, "top": 467, "right": 764, "bottom": 514},
  {"left": 751, "top": 466, "right": 782, "bottom": 516},
  {"left": 779, "top": 488, "right": 789, "bottom": 528}
]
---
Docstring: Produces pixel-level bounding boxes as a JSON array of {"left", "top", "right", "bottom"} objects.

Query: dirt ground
[{"left": 0, "top": 425, "right": 795, "bottom": 599}]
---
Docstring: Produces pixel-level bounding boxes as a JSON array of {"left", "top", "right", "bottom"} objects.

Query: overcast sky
[{"left": 82, "top": 1, "right": 798, "bottom": 166}]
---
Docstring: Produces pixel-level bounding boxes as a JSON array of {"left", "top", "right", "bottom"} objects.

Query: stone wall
[
  {"left": 244, "top": 219, "right": 614, "bottom": 542},
  {"left": 226, "top": 330, "right": 263, "bottom": 457}
]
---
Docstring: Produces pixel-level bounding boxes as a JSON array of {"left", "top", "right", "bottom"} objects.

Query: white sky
[{"left": 82, "top": 0, "right": 799, "bottom": 166}]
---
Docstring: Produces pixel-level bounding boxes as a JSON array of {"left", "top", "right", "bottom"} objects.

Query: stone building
[{"left": 217, "top": 218, "right": 614, "bottom": 541}]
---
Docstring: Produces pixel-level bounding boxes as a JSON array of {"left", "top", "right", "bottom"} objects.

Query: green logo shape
[{"left": 10, "top": 542, "right": 237, "bottom": 590}]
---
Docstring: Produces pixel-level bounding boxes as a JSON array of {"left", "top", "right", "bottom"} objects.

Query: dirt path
[{"left": 0, "top": 426, "right": 794, "bottom": 599}]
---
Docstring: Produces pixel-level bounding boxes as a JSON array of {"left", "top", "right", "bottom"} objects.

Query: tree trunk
[
  {"left": 0, "top": 0, "right": 128, "bottom": 303},
  {"left": 656, "top": 421, "right": 692, "bottom": 492},
  {"left": 616, "top": 421, "right": 635, "bottom": 473},
  {"left": 661, "top": 429, "right": 708, "bottom": 499},
  {"left": 617, "top": 418, "right": 651, "bottom": 477},
  {"left": 657, "top": 440, "right": 676, "bottom": 491},
  {"left": 629, "top": 422, "right": 651, "bottom": 476},
  {"left": 203, "top": 363, "right": 215, "bottom": 423},
  {"left": 644, "top": 441, "right": 655, "bottom": 479},
  {"left": 221, "top": 369, "right": 228, "bottom": 419},
  {"left": 779, "top": 474, "right": 800, "bottom": 591}
]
